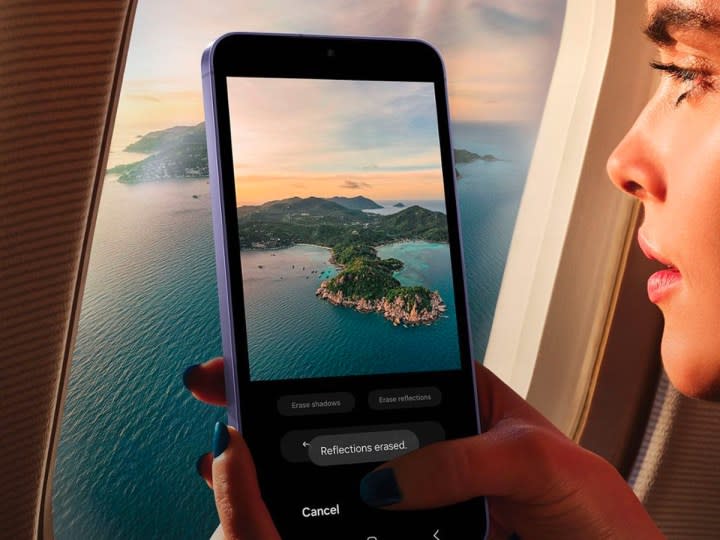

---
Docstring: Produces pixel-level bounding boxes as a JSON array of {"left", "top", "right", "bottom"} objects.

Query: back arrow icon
[{"left": 433, "top": 530, "right": 441, "bottom": 540}]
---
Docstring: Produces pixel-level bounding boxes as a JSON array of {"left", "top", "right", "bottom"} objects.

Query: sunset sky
[
  {"left": 227, "top": 79, "right": 443, "bottom": 203},
  {"left": 110, "top": 0, "right": 566, "bottom": 170}
]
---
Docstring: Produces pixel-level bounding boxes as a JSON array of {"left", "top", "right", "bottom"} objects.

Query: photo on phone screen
[
  {"left": 203, "top": 34, "right": 487, "bottom": 540},
  {"left": 227, "top": 78, "right": 461, "bottom": 382}
]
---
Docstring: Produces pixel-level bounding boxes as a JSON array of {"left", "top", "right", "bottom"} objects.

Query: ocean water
[
  {"left": 53, "top": 122, "right": 531, "bottom": 539},
  {"left": 52, "top": 180, "right": 224, "bottom": 539}
]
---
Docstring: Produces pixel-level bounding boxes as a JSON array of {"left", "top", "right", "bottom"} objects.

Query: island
[
  {"left": 107, "top": 123, "right": 208, "bottom": 183},
  {"left": 316, "top": 250, "right": 446, "bottom": 326},
  {"left": 237, "top": 196, "right": 448, "bottom": 325},
  {"left": 454, "top": 148, "right": 501, "bottom": 164},
  {"left": 393, "top": 202, "right": 406, "bottom": 208}
]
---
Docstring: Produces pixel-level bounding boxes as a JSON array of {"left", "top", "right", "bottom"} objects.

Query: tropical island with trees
[{"left": 237, "top": 195, "right": 449, "bottom": 326}]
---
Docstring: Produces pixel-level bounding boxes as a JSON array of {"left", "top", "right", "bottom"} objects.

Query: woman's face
[{"left": 607, "top": 0, "right": 720, "bottom": 399}]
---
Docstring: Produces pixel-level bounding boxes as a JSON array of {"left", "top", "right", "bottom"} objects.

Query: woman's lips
[
  {"left": 637, "top": 231, "right": 682, "bottom": 304},
  {"left": 647, "top": 268, "right": 682, "bottom": 303}
]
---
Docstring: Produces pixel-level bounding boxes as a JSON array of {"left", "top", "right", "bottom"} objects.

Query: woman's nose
[{"left": 606, "top": 114, "right": 666, "bottom": 203}]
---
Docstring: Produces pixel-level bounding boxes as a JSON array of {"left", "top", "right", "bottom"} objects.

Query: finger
[
  {"left": 183, "top": 357, "right": 226, "bottom": 406},
  {"left": 196, "top": 452, "right": 213, "bottom": 489},
  {"left": 212, "top": 423, "right": 281, "bottom": 540},
  {"left": 360, "top": 422, "right": 566, "bottom": 510}
]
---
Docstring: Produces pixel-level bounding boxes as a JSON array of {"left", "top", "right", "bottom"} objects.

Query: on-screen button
[{"left": 277, "top": 392, "right": 355, "bottom": 416}]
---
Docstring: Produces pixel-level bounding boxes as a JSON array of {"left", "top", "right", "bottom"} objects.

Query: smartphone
[{"left": 202, "top": 32, "right": 487, "bottom": 539}]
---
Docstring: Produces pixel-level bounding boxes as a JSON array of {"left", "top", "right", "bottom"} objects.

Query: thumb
[
  {"left": 211, "top": 423, "right": 281, "bottom": 540},
  {"left": 360, "top": 421, "right": 568, "bottom": 510}
]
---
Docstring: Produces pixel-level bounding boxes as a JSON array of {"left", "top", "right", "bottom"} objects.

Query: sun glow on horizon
[{"left": 233, "top": 168, "right": 444, "bottom": 206}]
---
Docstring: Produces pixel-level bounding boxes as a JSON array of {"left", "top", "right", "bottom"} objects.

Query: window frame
[{"left": 483, "top": 0, "right": 663, "bottom": 445}]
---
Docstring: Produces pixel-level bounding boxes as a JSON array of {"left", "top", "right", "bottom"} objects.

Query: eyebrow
[{"left": 645, "top": 5, "right": 720, "bottom": 46}]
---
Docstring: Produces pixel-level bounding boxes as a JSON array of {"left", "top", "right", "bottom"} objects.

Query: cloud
[
  {"left": 475, "top": 4, "right": 547, "bottom": 37},
  {"left": 117, "top": 0, "right": 567, "bottom": 136},
  {"left": 468, "top": 1, "right": 566, "bottom": 37},
  {"left": 127, "top": 94, "right": 161, "bottom": 102},
  {"left": 341, "top": 179, "right": 371, "bottom": 189},
  {"left": 226, "top": 78, "right": 441, "bottom": 175},
  {"left": 478, "top": 5, "right": 549, "bottom": 35}
]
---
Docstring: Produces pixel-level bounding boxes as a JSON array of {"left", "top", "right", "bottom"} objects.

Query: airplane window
[{"left": 52, "top": 1, "right": 566, "bottom": 538}]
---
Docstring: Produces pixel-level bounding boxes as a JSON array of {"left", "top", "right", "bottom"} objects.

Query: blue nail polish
[
  {"left": 195, "top": 454, "right": 205, "bottom": 476},
  {"left": 360, "top": 468, "right": 402, "bottom": 507},
  {"left": 182, "top": 364, "right": 200, "bottom": 389},
  {"left": 213, "top": 422, "right": 229, "bottom": 457}
]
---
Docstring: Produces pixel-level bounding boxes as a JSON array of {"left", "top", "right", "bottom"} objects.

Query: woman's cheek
[{"left": 658, "top": 119, "right": 720, "bottom": 399}]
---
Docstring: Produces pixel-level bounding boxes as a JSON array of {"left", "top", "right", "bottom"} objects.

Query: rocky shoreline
[{"left": 316, "top": 282, "right": 446, "bottom": 326}]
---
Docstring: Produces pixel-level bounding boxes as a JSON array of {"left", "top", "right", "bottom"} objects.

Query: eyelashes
[{"left": 650, "top": 61, "right": 717, "bottom": 106}]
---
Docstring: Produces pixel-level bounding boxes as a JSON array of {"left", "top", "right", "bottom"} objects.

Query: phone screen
[
  {"left": 227, "top": 78, "right": 461, "bottom": 382},
  {"left": 207, "top": 37, "right": 486, "bottom": 538}
]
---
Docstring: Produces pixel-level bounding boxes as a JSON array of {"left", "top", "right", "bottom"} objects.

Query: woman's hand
[
  {"left": 184, "top": 358, "right": 664, "bottom": 539},
  {"left": 359, "top": 365, "right": 664, "bottom": 539},
  {"left": 186, "top": 358, "right": 281, "bottom": 540}
]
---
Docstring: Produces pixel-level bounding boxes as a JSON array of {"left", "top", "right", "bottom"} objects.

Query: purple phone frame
[
  {"left": 201, "top": 32, "right": 487, "bottom": 539},
  {"left": 202, "top": 36, "right": 242, "bottom": 431}
]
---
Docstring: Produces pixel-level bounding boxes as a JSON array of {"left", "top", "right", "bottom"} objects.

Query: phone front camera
[{"left": 327, "top": 48, "right": 336, "bottom": 57}]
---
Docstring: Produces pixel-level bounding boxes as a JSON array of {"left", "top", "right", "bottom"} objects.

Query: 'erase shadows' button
[
  {"left": 277, "top": 392, "right": 355, "bottom": 416},
  {"left": 368, "top": 387, "right": 441, "bottom": 410}
]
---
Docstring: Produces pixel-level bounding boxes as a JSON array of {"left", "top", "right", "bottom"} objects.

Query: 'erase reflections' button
[
  {"left": 308, "top": 430, "right": 419, "bottom": 466},
  {"left": 368, "top": 387, "right": 441, "bottom": 410},
  {"left": 277, "top": 392, "right": 355, "bottom": 416}
]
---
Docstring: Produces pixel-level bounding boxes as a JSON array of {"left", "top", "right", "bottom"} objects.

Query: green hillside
[
  {"left": 236, "top": 197, "right": 448, "bottom": 249},
  {"left": 380, "top": 205, "right": 448, "bottom": 242},
  {"left": 108, "top": 123, "right": 208, "bottom": 183},
  {"left": 328, "top": 196, "right": 383, "bottom": 210}
]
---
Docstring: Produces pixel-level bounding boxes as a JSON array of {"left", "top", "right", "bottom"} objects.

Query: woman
[{"left": 184, "top": 0, "right": 720, "bottom": 537}]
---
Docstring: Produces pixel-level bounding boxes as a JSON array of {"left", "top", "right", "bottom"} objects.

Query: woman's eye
[{"left": 649, "top": 61, "right": 716, "bottom": 107}]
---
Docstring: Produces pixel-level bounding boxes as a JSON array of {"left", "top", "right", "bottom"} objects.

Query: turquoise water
[
  {"left": 243, "top": 241, "right": 459, "bottom": 381},
  {"left": 53, "top": 123, "right": 531, "bottom": 539}
]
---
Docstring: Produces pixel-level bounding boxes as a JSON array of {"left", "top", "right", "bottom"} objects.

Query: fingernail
[
  {"left": 360, "top": 468, "right": 402, "bottom": 507},
  {"left": 195, "top": 454, "right": 205, "bottom": 476},
  {"left": 213, "top": 422, "right": 229, "bottom": 457},
  {"left": 182, "top": 364, "right": 200, "bottom": 389},
  {"left": 508, "top": 534, "right": 522, "bottom": 540}
]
